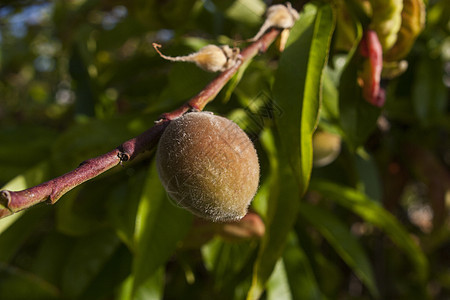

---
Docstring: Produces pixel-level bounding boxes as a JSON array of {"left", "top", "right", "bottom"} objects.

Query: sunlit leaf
[
  {"left": 222, "top": 59, "right": 252, "bottom": 103},
  {"left": 224, "top": 0, "right": 266, "bottom": 25},
  {"left": 247, "top": 128, "right": 298, "bottom": 299},
  {"left": 202, "top": 237, "right": 257, "bottom": 296},
  {"left": 266, "top": 259, "right": 292, "bottom": 300},
  {"left": 0, "top": 0, "right": 446, "bottom": 298},
  {"left": 319, "top": 68, "right": 340, "bottom": 132},
  {"left": 248, "top": 3, "right": 335, "bottom": 299},
  {"left": 116, "top": 269, "right": 164, "bottom": 300},
  {"left": 130, "top": 161, "right": 193, "bottom": 298},
  {"left": 107, "top": 170, "right": 147, "bottom": 250},
  {"left": 0, "top": 161, "right": 51, "bottom": 232},
  {"left": 274, "top": 3, "right": 335, "bottom": 193},
  {"left": 251, "top": 129, "right": 277, "bottom": 219}
]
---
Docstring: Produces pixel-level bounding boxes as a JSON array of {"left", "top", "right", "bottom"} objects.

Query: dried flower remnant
[
  {"left": 249, "top": 2, "right": 299, "bottom": 42},
  {"left": 153, "top": 43, "right": 240, "bottom": 72}
]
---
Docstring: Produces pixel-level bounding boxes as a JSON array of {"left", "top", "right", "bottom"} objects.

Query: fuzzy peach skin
[{"left": 156, "top": 112, "right": 260, "bottom": 222}]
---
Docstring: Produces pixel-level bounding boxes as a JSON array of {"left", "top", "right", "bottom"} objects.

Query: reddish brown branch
[{"left": 0, "top": 28, "right": 281, "bottom": 219}]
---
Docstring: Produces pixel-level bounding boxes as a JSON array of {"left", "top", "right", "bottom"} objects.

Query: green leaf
[
  {"left": 0, "top": 264, "right": 60, "bottom": 300},
  {"left": 338, "top": 22, "right": 380, "bottom": 149},
  {"left": 319, "top": 68, "right": 340, "bottom": 130},
  {"left": 251, "top": 128, "right": 277, "bottom": 219},
  {"left": 107, "top": 169, "right": 147, "bottom": 250},
  {"left": 274, "top": 2, "right": 335, "bottom": 195},
  {"left": 0, "top": 126, "right": 56, "bottom": 182},
  {"left": 61, "top": 229, "right": 121, "bottom": 298},
  {"left": 130, "top": 161, "right": 193, "bottom": 298},
  {"left": 222, "top": 59, "right": 252, "bottom": 103},
  {"left": 355, "top": 153, "right": 382, "bottom": 202},
  {"left": 0, "top": 160, "right": 51, "bottom": 232},
  {"left": 81, "top": 244, "right": 132, "bottom": 299},
  {"left": 155, "top": 50, "right": 215, "bottom": 111},
  {"left": 202, "top": 237, "right": 257, "bottom": 295},
  {"left": 223, "top": 0, "right": 266, "bottom": 25},
  {"left": 69, "top": 44, "right": 96, "bottom": 117},
  {"left": 412, "top": 58, "right": 447, "bottom": 127},
  {"left": 0, "top": 206, "right": 51, "bottom": 263},
  {"left": 266, "top": 259, "right": 292, "bottom": 300},
  {"left": 50, "top": 115, "right": 150, "bottom": 173},
  {"left": 248, "top": 146, "right": 300, "bottom": 300},
  {"left": 31, "top": 232, "right": 75, "bottom": 286},
  {"left": 117, "top": 269, "right": 165, "bottom": 300},
  {"left": 248, "top": 3, "right": 335, "bottom": 299},
  {"left": 298, "top": 202, "right": 379, "bottom": 299},
  {"left": 283, "top": 236, "right": 323, "bottom": 300},
  {"left": 310, "top": 179, "right": 429, "bottom": 282},
  {"left": 247, "top": 128, "right": 299, "bottom": 299},
  {"left": 55, "top": 187, "right": 103, "bottom": 236}
]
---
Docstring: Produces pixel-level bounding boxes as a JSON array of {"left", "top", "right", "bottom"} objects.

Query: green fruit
[
  {"left": 156, "top": 112, "right": 260, "bottom": 222},
  {"left": 312, "top": 130, "right": 342, "bottom": 167}
]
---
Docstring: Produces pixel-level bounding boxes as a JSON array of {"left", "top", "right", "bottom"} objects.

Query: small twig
[{"left": 0, "top": 28, "right": 281, "bottom": 219}]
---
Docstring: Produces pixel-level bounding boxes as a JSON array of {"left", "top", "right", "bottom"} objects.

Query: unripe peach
[
  {"left": 156, "top": 112, "right": 259, "bottom": 222},
  {"left": 312, "top": 130, "right": 341, "bottom": 167}
]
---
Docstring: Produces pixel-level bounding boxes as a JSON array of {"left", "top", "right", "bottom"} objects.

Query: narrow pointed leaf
[
  {"left": 130, "top": 161, "right": 193, "bottom": 298},
  {"left": 61, "top": 229, "right": 121, "bottom": 298},
  {"left": 310, "top": 179, "right": 428, "bottom": 282},
  {"left": 283, "top": 239, "right": 323, "bottom": 300},
  {"left": 274, "top": 3, "right": 335, "bottom": 194},
  {"left": 248, "top": 4, "right": 335, "bottom": 298},
  {"left": 299, "top": 202, "right": 379, "bottom": 298},
  {"left": 266, "top": 259, "right": 292, "bottom": 300}
]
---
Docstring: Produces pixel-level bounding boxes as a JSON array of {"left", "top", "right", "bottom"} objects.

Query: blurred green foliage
[{"left": 0, "top": 0, "right": 449, "bottom": 299}]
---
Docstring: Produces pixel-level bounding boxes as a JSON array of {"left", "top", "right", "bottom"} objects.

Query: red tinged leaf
[{"left": 359, "top": 30, "right": 385, "bottom": 107}]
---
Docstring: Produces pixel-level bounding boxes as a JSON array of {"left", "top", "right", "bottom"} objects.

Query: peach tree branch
[{"left": 0, "top": 28, "right": 281, "bottom": 219}]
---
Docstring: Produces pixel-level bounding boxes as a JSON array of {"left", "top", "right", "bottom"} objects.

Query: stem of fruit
[{"left": 0, "top": 28, "right": 281, "bottom": 219}]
